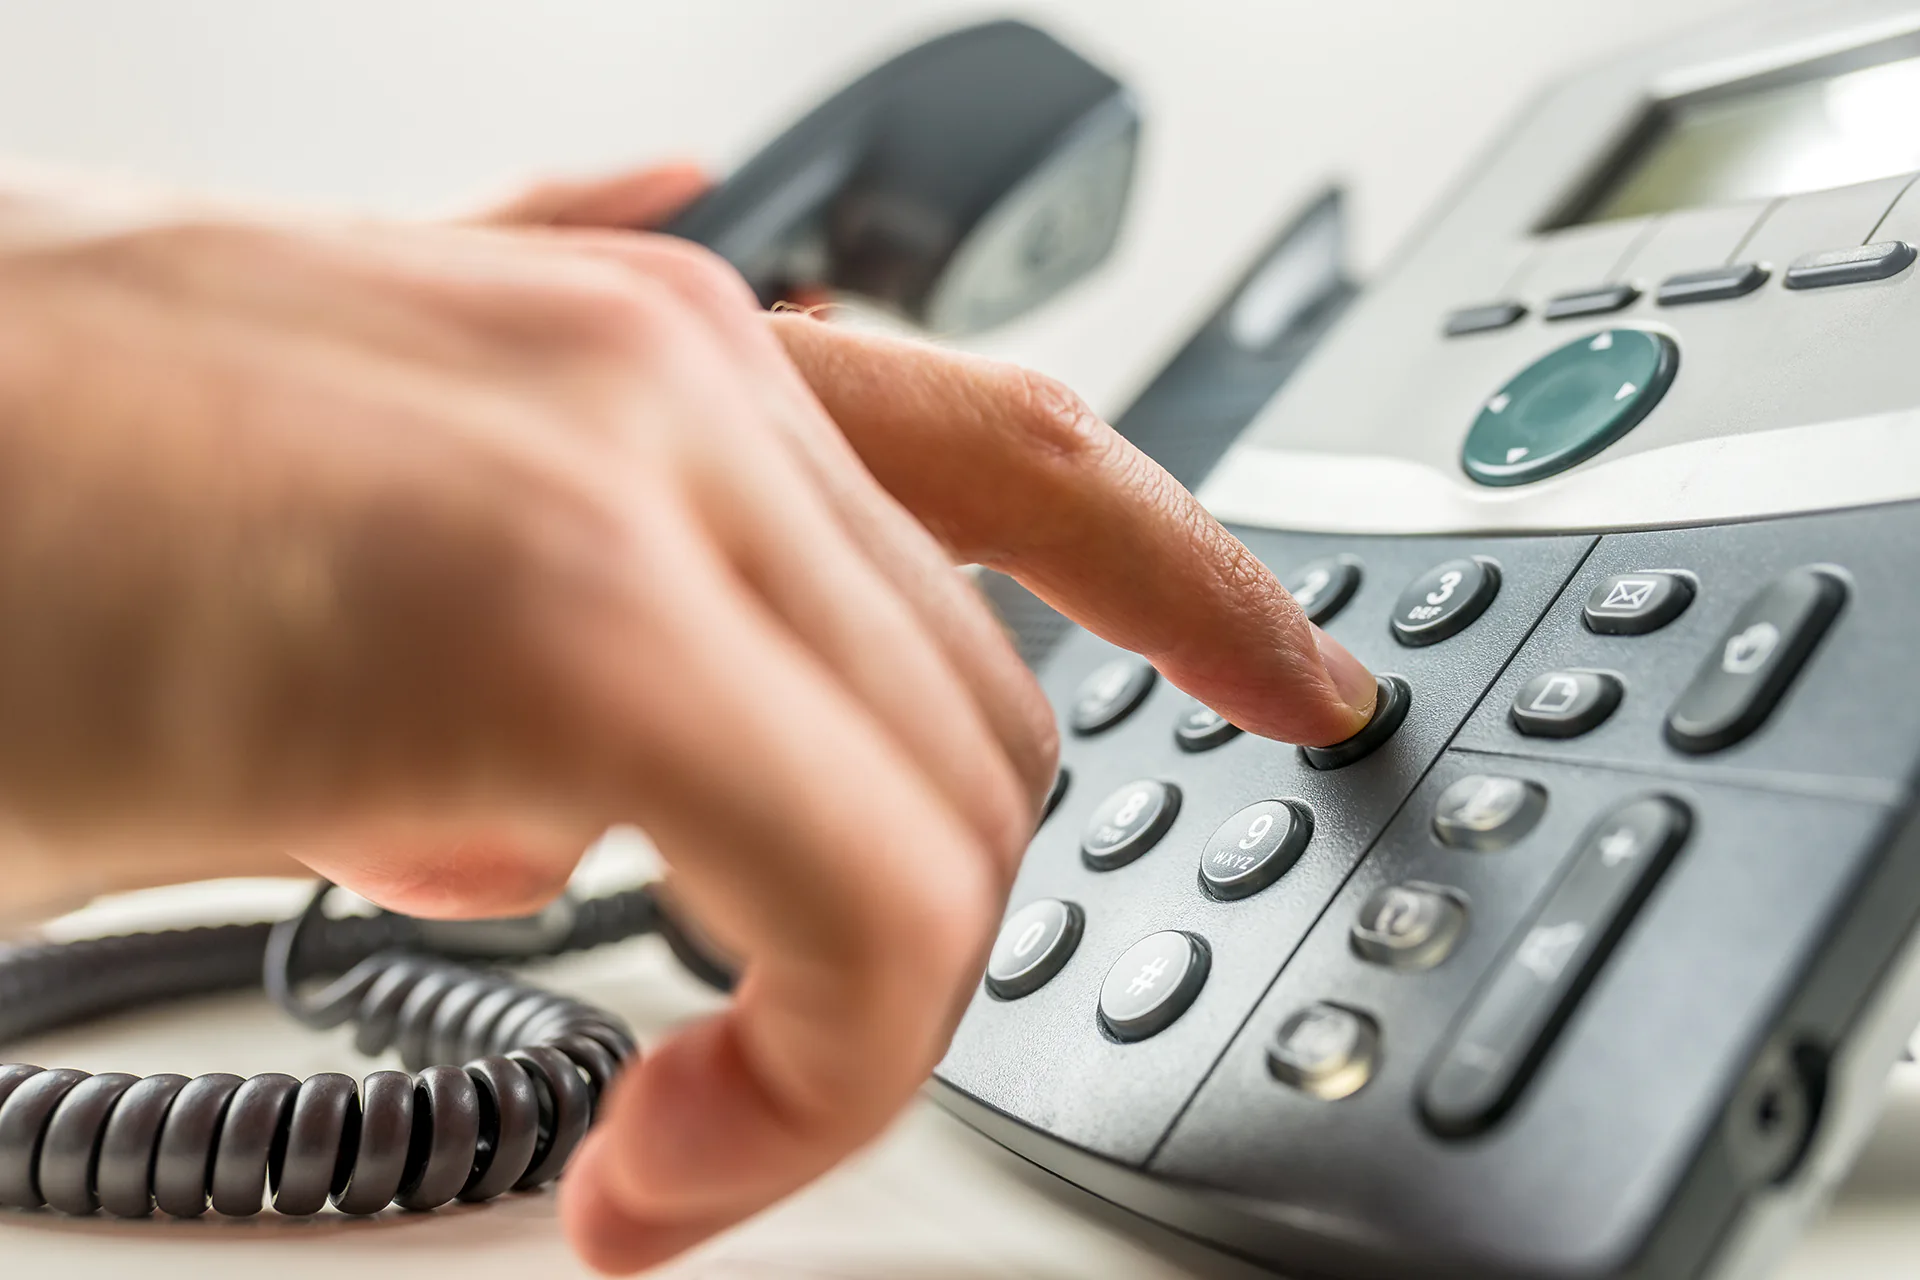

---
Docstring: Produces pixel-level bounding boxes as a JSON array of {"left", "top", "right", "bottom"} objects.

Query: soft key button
[
  {"left": 1509, "top": 670, "right": 1623, "bottom": 739},
  {"left": 1542, "top": 284, "right": 1639, "bottom": 320},
  {"left": 1784, "top": 241, "right": 1916, "bottom": 289},
  {"left": 1666, "top": 566, "right": 1847, "bottom": 754},
  {"left": 1351, "top": 883, "right": 1466, "bottom": 970},
  {"left": 1432, "top": 774, "right": 1546, "bottom": 851},
  {"left": 1443, "top": 301, "right": 1526, "bottom": 336},
  {"left": 1269, "top": 1004, "right": 1378, "bottom": 1099},
  {"left": 1583, "top": 571, "right": 1694, "bottom": 635},
  {"left": 1421, "top": 796, "right": 1690, "bottom": 1136},
  {"left": 1657, "top": 263, "right": 1768, "bottom": 305}
]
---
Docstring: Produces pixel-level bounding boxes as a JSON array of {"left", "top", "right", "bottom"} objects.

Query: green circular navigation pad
[{"left": 1461, "top": 328, "right": 1677, "bottom": 486}]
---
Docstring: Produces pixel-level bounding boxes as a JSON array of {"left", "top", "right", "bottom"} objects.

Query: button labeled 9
[{"left": 1200, "top": 799, "right": 1313, "bottom": 900}]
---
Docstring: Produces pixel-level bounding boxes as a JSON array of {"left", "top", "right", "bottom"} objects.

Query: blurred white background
[{"left": 0, "top": 0, "right": 1756, "bottom": 413}]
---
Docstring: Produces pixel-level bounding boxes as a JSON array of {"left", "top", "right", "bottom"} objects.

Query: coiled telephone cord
[{"left": 0, "top": 881, "right": 731, "bottom": 1218}]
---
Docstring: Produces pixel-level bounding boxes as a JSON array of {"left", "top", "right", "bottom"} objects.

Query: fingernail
[{"left": 1313, "top": 626, "right": 1378, "bottom": 719}]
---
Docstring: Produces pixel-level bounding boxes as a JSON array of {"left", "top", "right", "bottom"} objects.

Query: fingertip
[{"left": 562, "top": 1139, "right": 720, "bottom": 1275}]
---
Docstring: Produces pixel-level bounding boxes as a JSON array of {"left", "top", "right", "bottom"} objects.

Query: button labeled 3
[{"left": 1391, "top": 558, "right": 1500, "bottom": 646}]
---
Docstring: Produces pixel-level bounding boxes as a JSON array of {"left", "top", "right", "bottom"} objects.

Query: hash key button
[
  {"left": 1666, "top": 566, "right": 1847, "bottom": 754},
  {"left": 1100, "top": 931, "right": 1209, "bottom": 1042},
  {"left": 1583, "top": 572, "right": 1694, "bottom": 635}
]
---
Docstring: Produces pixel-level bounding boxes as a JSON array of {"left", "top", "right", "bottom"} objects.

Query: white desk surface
[{"left": 7, "top": 875, "right": 1920, "bottom": 1280}]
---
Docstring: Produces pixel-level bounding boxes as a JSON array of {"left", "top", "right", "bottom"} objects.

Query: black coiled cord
[{"left": 0, "top": 881, "right": 734, "bottom": 1218}]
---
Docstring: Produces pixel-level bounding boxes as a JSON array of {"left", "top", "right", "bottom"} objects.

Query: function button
[
  {"left": 1583, "top": 571, "right": 1695, "bottom": 635},
  {"left": 1069, "top": 658, "right": 1155, "bottom": 735},
  {"left": 1300, "top": 675, "right": 1411, "bottom": 771},
  {"left": 1666, "top": 566, "right": 1847, "bottom": 754},
  {"left": 1174, "top": 702, "right": 1242, "bottom": 752},
  {"left": 1351, "top": 882, "right": 1466, "bottom": 970},
  {"left": 1422, "top": 796, "right": 1690, "bottom": 1136},
  {"left": 1099, "top": 931, "right": 1209, "bottom": 1042},
  {"left": 1784, "top": 241, "right": 1916, "bottom": 289},
  {"left": 1657, "top": 263, "right": 1768, "bottom": 306},
  {"left": 1542, "top": 283, "right": 1640, "bottom": 320},
  {"left": 1284, "top": 555, "right": 1363, "bottom": 625},
  {"left": 1443, "top": 301, "right": 1527, "bottom": 336},
  {"left": 1461, "top": 328, "right": 1678, "bottom": 487},
  {"left": 1039, "top": 768, "right": 1069, "bottom": 828},
  {"left": 986, "top": 900, "right": 1082, "bottom": 1000},
  {"left": 1509, "top": 670, "right": 1623, "bottom": 738},
  {"left": 1199, "top": 800, "right": 1313, "bottom": 901},
  {"left": 1391, "top": 557, "right": 1500, "bottom": 646},
  {"left": 1459, "top": 328, "right": 1674, "bottom": 487},
  {"left": 1432, "top": 774, "right": 1546, "bottom": 851},
  {"left": 1081, "top": 780, "right": 1181, "bottom": 870},
  {"left": 1268, "top": 1003, "right": 1378, "bottom": 1099}
]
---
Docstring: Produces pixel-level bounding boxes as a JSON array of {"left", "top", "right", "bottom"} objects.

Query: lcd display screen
[{"left": 1574, "top": 53, "right": 1920, "bottom": 223}]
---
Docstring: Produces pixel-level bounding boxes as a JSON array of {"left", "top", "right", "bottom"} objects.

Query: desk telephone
[{"left": 9, "top": 10, "right": 1920, "bottom": 1280}]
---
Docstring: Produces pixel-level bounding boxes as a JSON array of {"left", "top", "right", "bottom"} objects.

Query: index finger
[{"left": 770, "top": 316, "right": 1377, "bottom": 746}]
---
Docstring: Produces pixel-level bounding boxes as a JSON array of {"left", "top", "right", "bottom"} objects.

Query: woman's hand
[{"left": 0, "top": 168, "right": 1374, "bottom": 1271}]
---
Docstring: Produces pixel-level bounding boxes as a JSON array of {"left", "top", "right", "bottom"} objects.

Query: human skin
[{"left": 0, "top": 165, "right": 1376, "bottom": 1271}]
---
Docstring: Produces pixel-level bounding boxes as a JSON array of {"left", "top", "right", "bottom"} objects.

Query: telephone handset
[
  {"left": 0, "top": 20, "right": 1142, "bottom": 1223},
  {"left": 664, "top": 19, "right": 1139, "bottom": 334}
]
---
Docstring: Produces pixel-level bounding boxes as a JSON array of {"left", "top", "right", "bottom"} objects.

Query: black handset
[{"left": 664, "top": 19, "right": 1140, "bottom": 333}]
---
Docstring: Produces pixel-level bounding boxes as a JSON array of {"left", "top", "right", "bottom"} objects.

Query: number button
[
  {"left": 1070, "top": 658, "right": 1156, "bottom": 735},
  {"left": 1282, "top": 555, "right": 1362, "bottom": 625},
  {"left": 1390, "top": 558, "right": 1501, "bottom": 646},
  {"left": 1199, "top": 800, "right": 1312, "bottom": 900},
  {"left": 985, "top": 899, "right": 1083, "bottom": 1000},
  {"left": 1081, "top": 780, "right": 1181, "bottom": 870},
  {"left": 1174, "top": 701, "right": 1242, "bottom": 752}
]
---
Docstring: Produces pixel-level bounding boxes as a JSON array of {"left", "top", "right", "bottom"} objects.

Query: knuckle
[
  {"left": 627, "top": 235, "right": 762, "bottom": 321},
  {"left": 1003, "top": 366, "right": 1118, "bottom": 468}
]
